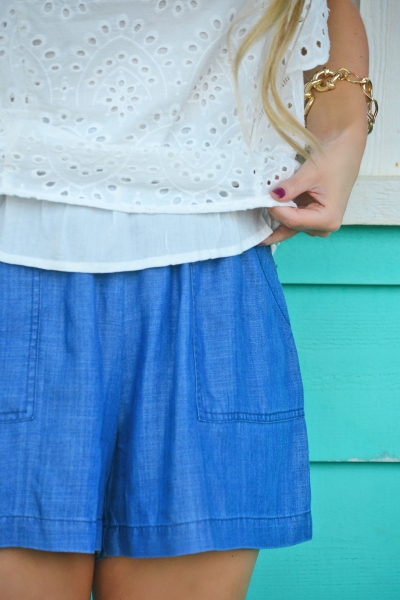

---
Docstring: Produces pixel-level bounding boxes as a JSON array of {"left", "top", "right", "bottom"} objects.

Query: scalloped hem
[{"left": 0, "top": 187, "right": 297, "bottom": 214}]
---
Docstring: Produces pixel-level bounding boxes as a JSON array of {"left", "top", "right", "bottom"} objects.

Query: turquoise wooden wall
[{"left": 247, "top": 226, "right": 400, "bottom": 600}]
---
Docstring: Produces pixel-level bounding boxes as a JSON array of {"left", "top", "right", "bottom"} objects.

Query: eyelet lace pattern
[{"left": 0, "top": 0, "right": 329, "bottom": 213}]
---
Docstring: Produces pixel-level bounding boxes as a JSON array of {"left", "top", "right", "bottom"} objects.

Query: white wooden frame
[
  {"left": 344, "top": 177, "right": 400, "bottom": 224},
  {"left": 344, "top": 0, "right": 400, "bottom": 225}
]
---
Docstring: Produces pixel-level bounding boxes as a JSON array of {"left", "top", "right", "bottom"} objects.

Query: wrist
[{"left": 305, "top": 79, "right": 368, "bottom": 145}]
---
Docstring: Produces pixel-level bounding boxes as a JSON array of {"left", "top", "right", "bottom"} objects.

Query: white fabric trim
[
  {"left": 0, "top": 224, "right": 272, "bottom": 273},
  {"left": 0, "top": 194, "right": 273, "bottom": 273}
]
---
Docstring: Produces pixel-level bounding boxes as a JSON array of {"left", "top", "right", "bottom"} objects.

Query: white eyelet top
[{"left": 0, "top": 0, "right": 329, "bottom": 272}]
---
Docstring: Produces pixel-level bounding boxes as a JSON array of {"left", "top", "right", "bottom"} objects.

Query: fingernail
[{"left": 272, "top": 187, "right": 286, "bottom": 199}]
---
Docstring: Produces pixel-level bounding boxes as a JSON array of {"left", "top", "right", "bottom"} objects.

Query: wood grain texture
[
  {"left": 331, "top": 1, "right": 400, "bottom": 224},
  {"left": 274, "top": 225, "right": 400, "bottom": 284},
  {"left": 359, "top": 1, "right": 400, "bottom": 177},
  {"left": 344, "top": 177, "right": 400, "bottom": 225},
  {"left": 283, "top": 284, "right": 400, "bottom": 461},
  {"left": 247, "top": 464, "right": 400, "bottom": 600}
]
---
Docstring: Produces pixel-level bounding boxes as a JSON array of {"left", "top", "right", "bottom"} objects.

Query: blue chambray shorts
[{"left": 0, "top": 246, "right": 311, "bottom": 560}]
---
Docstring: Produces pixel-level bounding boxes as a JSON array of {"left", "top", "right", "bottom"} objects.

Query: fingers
[
  {"left": 259, "top": 226, "right": 332, "bottom": 246},
  {"left": 267, "top": 204, "right": 342, "bottom": 233},
  {"left": 268, "top": 160, "right": 342, "bottom": 233},
  {"left": 270, "top": 161, "right": 317, "bottom": 204},
  {"left": 260, "top": 225, "right": 299, "bottom": 246},
  {"left": 266, "top": 155, "right": 345, "bottom": 235}
]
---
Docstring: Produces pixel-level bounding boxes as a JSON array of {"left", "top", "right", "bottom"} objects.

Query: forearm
[
  {"left": 304, "top": 0, "right": 369, "bottom": 144},
  {"left": 265, "top": 1, "right": 372, "bottom": 244}
]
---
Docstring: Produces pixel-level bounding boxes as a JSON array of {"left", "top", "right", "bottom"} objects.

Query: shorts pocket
[
  {"left": 190, "top": 246, "right": 304, "bottom": 423},
  {"left": 0, "top": 262, "right": 41, "bottom": 423}
]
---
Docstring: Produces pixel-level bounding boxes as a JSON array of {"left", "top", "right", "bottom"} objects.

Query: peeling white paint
[{"left": 346, "top": 453, "right": 400, "bottom": 463}]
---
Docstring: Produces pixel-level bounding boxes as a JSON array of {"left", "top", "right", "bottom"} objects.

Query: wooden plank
[
  {"left": 275, "top": 226, "right": 400, "bottom": 285},
  {"left": 344, "top": 177, "right": 400, "bottom": 225},
  {"left": 359, "top": 0, "right": 400, "bottom": 177},
  {"left": 322, "top": 1, "right": 400, "bottom": 226},
  {"left": 248, "top": 464, "right": 400, "bottom": 600},
  {"left": 282, "top": 285, "right": 400, "bottom": 461}
]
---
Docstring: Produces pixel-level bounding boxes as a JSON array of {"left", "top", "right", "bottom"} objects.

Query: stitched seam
[
  {"left": 189, "top": 262, "right": 200, "bottom": 421},
  {"left": 198, "top": 407, "right": 304, "bottom": 418},
  {"left": 198, "top": 416, "right": 304, "bottom": 424},
  {"left": 104, "top": 511, "right": 312, "bottom": 529},
  {"left": 0, "top": 267, "right": 41, "bottom": 423},
  {"left": 0, "top": 409, "right": 31, "bottom": 415},
  {"left": 25, "top": 268, "right": 40, "bottom": 421},
  {"left": 31, "top": 268, "right": 41, "bottom": 419},
  {"left": 24, "top": 269, "right": 35, "bottom": 415},
  {"left": 197, "top": 415, "right": 304, "bottom": 424},
  {"left": 0, "top": 515, "right": 102, "bottom": 523}
]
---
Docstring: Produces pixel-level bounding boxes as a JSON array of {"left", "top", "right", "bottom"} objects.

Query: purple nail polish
[{"left": 272, "top": 187, "right": 286, "bottom": 199}]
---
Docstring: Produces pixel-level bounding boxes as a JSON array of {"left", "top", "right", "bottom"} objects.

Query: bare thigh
[
  {"left": 0, "top": 548, "right": 94, "bottom": 600},
  {"left": 92, "top": 548, "right": 259, "bottom": 600}
]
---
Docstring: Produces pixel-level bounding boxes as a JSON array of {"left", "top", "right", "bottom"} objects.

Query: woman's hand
[
  {"left": 261, "top": 120, "right": 368, "bottom": 246},
  {"left": 260, "top": 0, "right": 370, "bottom": 246}
]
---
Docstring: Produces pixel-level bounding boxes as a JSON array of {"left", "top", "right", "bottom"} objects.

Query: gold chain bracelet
[{"left": 304, "top": 67, "right": 378, "bottom": 134}]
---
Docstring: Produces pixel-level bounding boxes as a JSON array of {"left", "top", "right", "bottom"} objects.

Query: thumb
[{"left": 269, "top": 161, "right": 316, "bottom": 204}]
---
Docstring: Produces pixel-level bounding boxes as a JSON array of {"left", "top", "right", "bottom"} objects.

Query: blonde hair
[{"left": 232, "top": 0, "right": 318, "bottom": 158}]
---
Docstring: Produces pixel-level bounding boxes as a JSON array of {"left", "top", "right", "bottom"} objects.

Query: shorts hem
[
  {"left": 96, "top": 511, "right": 312, "bottom": 560},
  {"left": 0, "top": 515, "right": 102, "bottom": 554}
]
